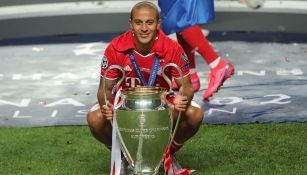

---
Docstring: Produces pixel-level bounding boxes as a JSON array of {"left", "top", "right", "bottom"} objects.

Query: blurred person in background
[{"left": 158, "top": 0, "right": 235, "bottom": 100}]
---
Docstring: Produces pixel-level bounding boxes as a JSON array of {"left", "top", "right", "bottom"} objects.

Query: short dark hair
[{"left": 130, "top": 1, "right": 160, "bottom": 20}]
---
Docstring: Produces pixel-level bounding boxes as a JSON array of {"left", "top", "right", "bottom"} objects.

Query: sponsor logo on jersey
[
  {"left": 124, "top": 65, "right": 132, "bottom": 71},
  {"left": 182, "top": 64, "right": 190, "bottom": 71}
]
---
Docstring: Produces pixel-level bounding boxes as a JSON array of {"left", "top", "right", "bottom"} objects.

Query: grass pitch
[{"left": 0, "top": 122, "right": 306, "bottom": 175}]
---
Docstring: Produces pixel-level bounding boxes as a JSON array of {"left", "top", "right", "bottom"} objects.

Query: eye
[
  {"left": 134, "top": 20, "right": 142, "bottom": 25},
  {"left": 147, "top": 20, "right": 154, "bottom": 25}
]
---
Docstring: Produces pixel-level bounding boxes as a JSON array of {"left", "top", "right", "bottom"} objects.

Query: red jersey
[{"left": 100, "top": 30, "right": 190, "bottom": 89}]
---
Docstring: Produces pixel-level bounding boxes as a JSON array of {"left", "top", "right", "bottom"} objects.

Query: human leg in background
[
  {"left": 177, "top": 25, "right": 235, "bottom": 100},
  {"left": 175, "top": 31, "right": 200, "bottom": 91}
]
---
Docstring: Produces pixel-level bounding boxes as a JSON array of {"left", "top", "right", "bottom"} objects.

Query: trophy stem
[{"left": 135, "top": 112, "right": 145, "bottom": 174}]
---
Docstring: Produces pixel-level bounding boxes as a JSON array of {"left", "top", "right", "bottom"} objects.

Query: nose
[{"left": 141, "top": 23, "right": 148, "bottom": 32}]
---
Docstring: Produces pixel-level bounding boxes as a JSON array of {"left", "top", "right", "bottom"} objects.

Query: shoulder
[
  {"left": 155, "top": 30, "right": 183, "bottom": 56},
  {"left": 104, "top": 32, "right": 130, "bottom": 61},
  {"left": 158, "top": 30, "right": 179, "bottom": 47},
  {"left": 108, "top": 31, "right": 134, "bottom": 52}
]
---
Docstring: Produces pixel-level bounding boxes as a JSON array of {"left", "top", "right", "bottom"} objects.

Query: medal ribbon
[
  {"left": 129, "top": 51, "right": 160, "bottom": 86},
  {"left": 110, "top": 87, "right": 123, "bottom": 175}
]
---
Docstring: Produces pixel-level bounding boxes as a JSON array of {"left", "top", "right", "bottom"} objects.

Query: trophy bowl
[{"left": 115, "top": 86, "right": 172, "bottom": 175}]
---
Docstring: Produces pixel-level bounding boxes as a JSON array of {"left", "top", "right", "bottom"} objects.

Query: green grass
[{"left": 0, "top": 123, "right": 306, "bottom": 175}]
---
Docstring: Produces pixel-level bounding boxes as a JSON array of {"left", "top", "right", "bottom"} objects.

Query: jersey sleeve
[
  {"left": 100, "top": 44, "right": 120, "bottom": 80},
  {"left": 171, "top": 46, "right": 190, "bottom": 79}
]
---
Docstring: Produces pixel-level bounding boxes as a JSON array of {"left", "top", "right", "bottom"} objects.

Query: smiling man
[{"left": 87, "top": 1, "right": 203, "bottom": 174}]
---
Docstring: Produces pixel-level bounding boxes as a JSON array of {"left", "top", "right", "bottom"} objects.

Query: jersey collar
[{"left": 112, "top": 29, "right": 167, "bottom": 58}]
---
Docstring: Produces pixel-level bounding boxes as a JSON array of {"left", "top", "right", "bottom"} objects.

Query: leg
[
  {"left": 170, "top": 102, "right": 204, "bottom": 154},
  {"left": 176, "top": 32, "right": 201, "bottom": 91},
  {"left": 178, "top": 25, "right": 219, "bottom": 65},
  {"left": 87, "top": 104, "right": 112, "bottom": 149},
  {"left": 178, "top": 25, "right": 235, "bottom": 100},
  {"left": 176, "top": 32, "right": 196, "bottom": 69}
]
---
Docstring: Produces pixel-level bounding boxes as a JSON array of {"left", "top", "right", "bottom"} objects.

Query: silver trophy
[{"left": 102, "top": 64, "right": 184, "bottom": 175}]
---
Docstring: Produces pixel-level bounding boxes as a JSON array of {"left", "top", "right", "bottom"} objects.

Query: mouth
[{"left": 139, "top": 33, "right": 150, "bottom": 38}]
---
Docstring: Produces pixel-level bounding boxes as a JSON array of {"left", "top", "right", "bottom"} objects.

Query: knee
[
  {"left": 87, "top": 110, "right": 94, "bottom": 125},
  {"left": 87, "top": 109, "right": 103, "bottom": 128},
  {"left": 185, "top": 106, "right": 204, "bottom": 127}
]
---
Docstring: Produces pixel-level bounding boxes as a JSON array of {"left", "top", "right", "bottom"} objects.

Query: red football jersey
[{"left": 100, "top": 30, "right": 190, "bottom": 89}]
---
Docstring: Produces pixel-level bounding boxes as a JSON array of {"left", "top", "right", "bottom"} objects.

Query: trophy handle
[
  {"left": 102, "top": 66, "right": 138, "bottom": 168},
  {"left": 161, "top": 63, "right": 185, "bottom": 95},
  {"left": 161, "top": 63, "right": 185, "bottom": 145},
  {"left": 101, "top": 65, "right": 125, "bottom": 107}
]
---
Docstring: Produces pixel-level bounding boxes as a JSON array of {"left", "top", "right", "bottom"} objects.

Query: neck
[
  {"left": 135, "top": 42, "right": 153, "bottom": 56},
  {"left": 134, "top": 33, "right": 157, "bottom": 56}
]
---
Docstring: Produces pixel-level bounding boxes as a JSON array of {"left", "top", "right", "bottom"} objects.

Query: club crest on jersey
[
  {"left": 182, "top": 64, "right": 189, "bottom": 71},
  {"left": 101, "top": 55, "right": 108, "bottom": 69},
  {"left": 181, "top": 53, "right": 189, "bottom": 64}
]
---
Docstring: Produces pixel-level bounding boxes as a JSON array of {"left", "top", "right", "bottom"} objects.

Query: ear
[
  {"left": 157, "top": 19, "right": 162, "bottom": 29},
  {"left": 129, "top": 19, "right": 132, "bottom": 28}
]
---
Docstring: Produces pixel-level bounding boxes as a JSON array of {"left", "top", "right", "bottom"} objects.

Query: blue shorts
[{"left": 158, "top": 0, "right": 215, "bottom": 35}]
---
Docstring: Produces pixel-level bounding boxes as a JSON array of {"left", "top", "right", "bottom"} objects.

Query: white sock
[
  {"left": 190, "top": 68, "right": 197, "bottom": 74},
  {"left": 209, "top": 57, "right": 221, "bottom": 69},
  {"left": 173, "top": 139, "right": 184, "bottom": 146}
]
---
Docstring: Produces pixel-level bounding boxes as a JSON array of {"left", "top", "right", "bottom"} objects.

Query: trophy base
[{"left": 120, "top": 158, "right": 165, "bottom": 175}]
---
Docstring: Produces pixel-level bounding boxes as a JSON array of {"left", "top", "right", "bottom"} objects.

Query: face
[{"left": 130, "top": 7, "right": 161, "bottom": 46}]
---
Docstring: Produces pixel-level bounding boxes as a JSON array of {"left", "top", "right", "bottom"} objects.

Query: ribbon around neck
[{"left": 129, "top": 51, "right": 160, "bottom": 86}]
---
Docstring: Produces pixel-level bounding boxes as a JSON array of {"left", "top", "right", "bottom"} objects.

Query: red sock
[
  {"left": 176, "top": 32, "right": 196, "bottom": 69},
  {"left": 105, "top": 144, "right": 112, "bottom": 151},
  {"left": 170, "top": 141, "right": 183, "bottom": 155},
  {"left": 178, "top": 25, "right": 219, "bottom": 64}
]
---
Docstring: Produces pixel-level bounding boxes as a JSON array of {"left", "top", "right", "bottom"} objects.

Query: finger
[
  {"left": 101, "top": 105, "right": 112, "bottom": 115},
  {"left": 169, "top": 103, "right": 175, "bottom": 110},
  {"left": 175, "top": 104, "right": 185, "bottom": 110},
  {"left": 105, "top": 116, "right": 113, "bottom": 120},
  {"left": 106, "top": 101, "right": 114, "bottom": 109},
  {"left": 176, "top": 100, "right": 188, "bottom": 106},
  {"left": 180, "top": 96, "right": 188, "bottom": 101},
  {"left": 178, "top": 102, "right": 188, "bottom": 110},
  {"left": 179, "top": 87, "right": 183, "bottom": 95},
  {"left": 175, "top": 107, "right": 186, "bottom": 112},
  {"left": 181, "top": 100, "right": 188, "bottom": 105},
  {"left": 103, "top": 110, "right": 113, "bottom": 120}
]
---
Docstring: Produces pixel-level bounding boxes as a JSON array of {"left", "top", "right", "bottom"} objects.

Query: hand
[
  {"left": 172, "top": 87, "right": 188, "bottom": 111},
  {"left": 101, "top": 101, "right": 114, "bottom": 120}
]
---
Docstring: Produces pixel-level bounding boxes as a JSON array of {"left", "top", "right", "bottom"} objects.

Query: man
[
  {"left": 158, "top": 0, "right": 235, "bottom": 100},
  {"left": 87, "top": 0, "right": 203, "bottom": 162}
]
